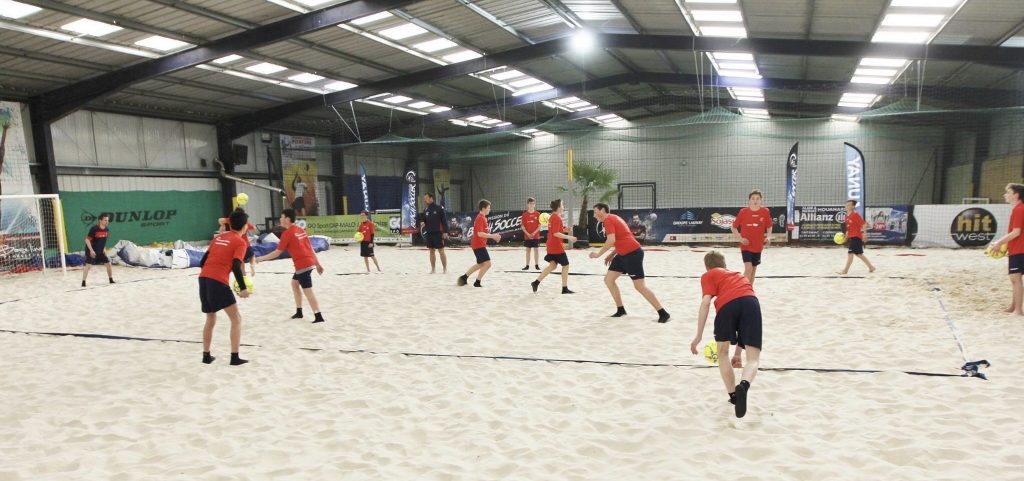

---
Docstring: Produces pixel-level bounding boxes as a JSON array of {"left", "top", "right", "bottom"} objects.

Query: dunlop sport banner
[
  {"left": 62, "top": 190, "right": 221, "bottom": 246},
  {"left": 844, "top": 142, "right": 865, "bottom": 218},
  {"left": 281, "top": 134, "right": 320, "bottom": 216},
  {"left": 785, "top": 142, "right": 798, "bottom": 232}
]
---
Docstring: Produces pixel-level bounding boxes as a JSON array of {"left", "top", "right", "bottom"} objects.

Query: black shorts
[
  {"left": 1009, "top": 254, "right": 1024, "bottom": 275},
  {"left": 424, "top": 231, "right": 445, "bottom": 249},
  {"left": 473, "top": 247, "right": 490, "bottom": 264},
  {"left": 608, "top": 248, "right": 645, "bottom": 280},
  {"left": 713, "top": 296, "right": 762, "bottom": 350},
  {"left": 524, "top": 239, "right": 540, "bottom": 248},
  {"left": 741, "top": 250, "right": 761, "bottom": 266},
  {"left": 293, "top": 269, "right": 313, "bottom": 288},
  {"left": 243, "top": 246, "right": 254, "bottom": 263},
  {"left": 292, "top": 196, "right": 305, "bottom": 211},
  {"left": 360, "top": 241, "right": 375, "bottom": 257},
  {"left": 544, "top": 253, "right": 569, "bottom": 266},
  {"left": 848, "top": 237, "right": 864, "bottom": 255},
  {"left": 199, "top": 277, "right": 236, "bottom": 313},
  {"left": 87, "top": 250, "right": 110, "bottom": 265}
]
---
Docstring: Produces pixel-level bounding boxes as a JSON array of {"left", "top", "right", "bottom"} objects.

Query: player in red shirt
[
  {"left": 531, "top": 199, "right": 577, "bottom": 294},
  {"left": 837, "top": 199, "right": 876, "bottom": 275},
  {"left": 358, "top": 210, "right": 381, "bottom": 273},
  {"left": 589, "top": 203, "right": 670, "bottom": 323},
  {"left": 521, "top": 197, "right": 542, "bottom": 271},
  {"left": 689, "top": 251, "right": 762, "bottom": 418},
  {"left": 256, "top": 208, "right": 326, "bottom": 323},
  {"left": 731, "top": 190, "right": 772, "bottom": 285},
  {"left": 990, "top": 183, "right": 1024, "bottom": 315},
  {"left": 218, "top": 208, "right": 258, "bottom": 277},
  {"left": 199, "top": 210, "right": 252, "bottom": 366},
  {"left": 458, "top": 199, "right": 502, "bottom": 288}
]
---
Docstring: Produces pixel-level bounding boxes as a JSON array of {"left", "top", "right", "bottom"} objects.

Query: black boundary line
[
  {"left": 500, "top": 271, "right": 913, "bottom": 280},
  {"left": 0, "top": 329, "right": 963, "bottom": 378}
]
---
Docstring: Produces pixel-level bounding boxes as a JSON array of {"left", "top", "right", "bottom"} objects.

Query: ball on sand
[{"left": 703, "top": 342, "right": 718, "bottom": 365}]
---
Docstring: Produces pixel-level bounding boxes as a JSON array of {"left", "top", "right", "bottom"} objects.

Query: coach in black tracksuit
[{"left": 420, "top": 192, "right": 448, "bottom": 274}]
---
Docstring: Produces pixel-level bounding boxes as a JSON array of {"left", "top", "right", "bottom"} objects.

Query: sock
[
  {"left": 561, "top": 286, "right": 574, "bottom": 294},
  {"left": 230, "top": 352, "right": 248, "bottom": 366},
  {"left": 535, "top": 264, "right": 540, "bottom": 270},
  {"left": 473, "top": 279, "right": 482, "bottom": 287},
  {"left": 522, "top": 265, "right": 529, "bottom": 270},
  {"left": 531, "top": 280, "right": 540, "bottom": 292},
  {"left": 312, "top": 312, "right": 325, "bottom": 324},
  {"left": 728, "top": 392, "right": 736, "bottom": 405},
  {"left": 611, "top": 306, "right": 627, "bottom": 317},
  {"left": 81, "top": 280, "right": 86, "bottom": 287},
  {"left": 291, "top": 308, "right": 303, "bottom": 319},
  {"left": 657, "top": 308, "right": 671, "bottom": 323},
  {"left": 202, "top": 352, "right": 215, "bottom": 364},
  {"left": 109, "top": 277, "right": 115, "bottom": 284}
]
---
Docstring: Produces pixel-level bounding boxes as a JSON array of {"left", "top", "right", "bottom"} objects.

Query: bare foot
[
  {"left": 1005, "top": 305, "right": 1015, "bottom": 313},
  {"left": 869, "top": 268, "right": 876, "bottom": 273},
  {"left": 836, "top": 270, "right": 848, "bottom": 276}
]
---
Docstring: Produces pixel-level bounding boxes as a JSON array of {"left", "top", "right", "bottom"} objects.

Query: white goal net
[{"left": 0, "top": 194, "right": 67, "bottom": 276}]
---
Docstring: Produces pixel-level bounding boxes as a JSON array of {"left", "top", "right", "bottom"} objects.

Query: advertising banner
[
  {"left": 587, "top": 207, "right": 787, "bottom": 244},
  {"left": 401, "top": 169, "right": 417, "bottom": 234},
  {"left": 281, "top": 134, "right": 320, "bottom": 216},
  {"left": 444, "top": 210, "right": 551, "bottom": 245},
  {"left": 433, "top": 168, "right": 451, "bottom": 210},
  {"left": 359, "top": 162, "right": 370, "bottom": 213},
  {"left": 1, "top": 101, "right": 36, "bottom": 239},
  {"left": 62, "top": 190, "right": 221, "bottom": 246},
  {"left": 795, "top": 205, "right": 911, "bottom": 244},
  {"left": 844, "top": 142, "right": 866, "bottom": 218},
  {"left": 866, "top": 205, "right": 911, "bottom": 244},
  {"left": 785, "top": 142, "right": 798, "bottom": 232},
  {"left": 300, "top": 214, "right": 410, "bottom": 244},
  {"left": 912, "top": 204, "right": 1009, "bottom": 248}
]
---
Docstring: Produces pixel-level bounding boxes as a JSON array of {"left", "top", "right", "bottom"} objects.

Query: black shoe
[
  {"left": 535, "top": 265, "right": 540, "bottom": 270},
  {"left": 734, "top": 381, "right": 749, "bottom": 418},
  {"left": 522, "top": 265, "right": 529, "bottom": 271},
  {"left": 109, "top": 278, "right": 115, "bottom": 284},
  {"left": 611, "top": 307, "right": 627, "bottom": 318},
  {"left": 473, "top": 279, "right": 482, "bottom": 288},
  {"left": 657, "top": 309, "right": 671, "bottom": 324},
  {"left": 202, "top": 353, "right": 215, "bottom": 364},
  {"left": 561, "top": 287, "right": 574, "bottom": 294},
  {"left": 81, "top": 281, "right": 86, "bottom": 287},
  {"left": 531, "top": 280, "right": 540, "bottom": 292},
  {"left": 230, "top": 353, "right": 248, "bottom": 366},
  {"left": 457, "top": 274, "right": 468, "bottom": 286},
  {"left": 291, "top": 312, "right": 303, "bottom": 319}
]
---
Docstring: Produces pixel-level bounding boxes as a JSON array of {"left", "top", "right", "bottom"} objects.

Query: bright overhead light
[
  {"left": 571, "top": 29, "right": 596, "bottom": 52},
  {"left": 850, "top": 76, "right": 891, "bottom": 84},
  {"left": 522, "top": 128, "right": 539, "bottom": 133},
  {"left": 294, "top": 0, "right": 333, "bottom": 6},
  {"left": 442, "top": 50, "right": 482, "bottom": 63},
  {"left": 838, "top": 101, "right": 871, "bottom": 108},
  {"left": 352, "top": 11, "right": 394, "bottom": 25},
  {"left": 408, "top": 101, "right": 434, "bottom": 109},
  {"left": 0, "top": 1, "right": 42, "bottom": 19},
  {"left": 831, "top": 114, "right": 859, "bottom": 122},
  {"left": 466, "top": 115, "right": 489, "bottom": 122},
  {"left": 134, "top": 35, "right": 191, "bottom": 52},
  {"left": 246, "top": 62, "right": 287, "bottom": 74},
  {"left": 509, "top": 77, "right": 541, "bottom": 88},
  {"left": 691, "top": 10, "right": 744, "bottom": 22},
  {"left": 324, "top": 80, "right": 357, "bottom": 91},
  {"left": 213, "top": 54, "right": 243, "bottom": 64},
  {"left": 841, "top": 93, "right": 877, "bottom": 102},
  {"left": 718, "top": 62, "right": 758, "bottom": 70},
  {"left": 718, "top": 70, "right": 761, "bottom": 78},
  {"left": 576, "top": 105, "right": 599, "bottom": 111},
  {"left": 555, "top": 97, "right": 581, "bottom": 105},
  {"left": 881, "top": 14, "right": 944, "bottom": 27},
  {"left": 288, "top": 73, "right": 324, "bottom": 83},
  {"left": 496, "top": 122, "right": 512, "bottom": 127},
  {"left": 685, "top": 0, "right": 737, "bottom": 3},
  {"left": 430, "top": 106, "right": 451, "bottom": 113},
  {"left": 700, "top": 26, "right": 747, "bottom": 37},
  {"left": 860, "top": 57, "right": 907, "bottom": 67},
  {"left": 61, "top": 18, "right": 123, "bottom": 37},
  {"left": 854, "top": 68, "right": 898, "bottom": 77},
  {"left": 491, "top": 70, "right": 524, "bottom": 80},
  {"left": 383, "top": 95, "right": 412, "bottom": 104},
  {"left": 713, "top": 52, "right": 753, "bottom": 61},
  {"left": 890, "top": 0, "right": 961, "bottom": 7},
  {"left": 378, "top": 23, "right": 428, "bottom": 40},
  {"left": 565, "top": 101, "right": 592, "bottom": 109},
  {"left": 737, "top": 96, "right": 764, "bottom": 102},
  {"left": 741, "top": 108, "right": 769, "bottom": 118},
  {"left": 872, "top": 30, "right": 930, "bottom": 43},
  {"left": 449, "top": 119, "right": 468, "bottom": 126},
  {"left": 596, "top": 114, "right": 618, "bottom": 121},
  {"left": 512, "top": 83, "right": 553, "bottom": 96},
  {"left": 414, "top": 38, "right": 458, "bottom": 52},
  {"left": 731, "top": 88, "right": 763, "bottom": 96},
  {"left": 1002, "top": 36, "right": 1024, "bottom": 48},
  {"left": 483, "top": 119, "right": 502, "bottom": 125}
]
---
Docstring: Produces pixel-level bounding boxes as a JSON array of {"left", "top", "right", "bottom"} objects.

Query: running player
[
  {"left": 731, "top": 189, "right": 771, "bottom": 285},
  {"left": 837, "top": 200, "right": 876, "bottom": 275},
  {"left": 989, "top": 183, "right": 1024, "bottom": 315},
  {"left": 358, "top": 210, "right": 381, "bottom": 273},
  {"left": 589, "top": 203, "right": 670, "bottom": 323},
  {"left": 458, "top": 199, "right": 502, "bottom": 288},
  {"left": 522, "top": 198, "right": 541, "bottom": 270},
  {"left": 82, "top": 213, "right": 114, "bottom": 287},
  {"left": 199, "top": 209, "right": 252, "bottom": 366},
  {"left": 256, "top": 209, "right": 326, "bottom": 323},
  {"left": 689, "top": 251, "right": 762, "bottom": 418},
  {"left": 531, "top": 199, "right": 576, "bottom": 294},
  {"left": 420, "top": 193, "right": 448, "bottom": 274}
]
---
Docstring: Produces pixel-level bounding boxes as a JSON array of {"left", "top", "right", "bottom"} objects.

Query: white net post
[{"left": 0, "top": 194, "right": 67, "bottom": 276}]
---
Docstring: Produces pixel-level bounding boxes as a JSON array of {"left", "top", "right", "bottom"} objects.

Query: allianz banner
[
  {"left": 587, "top": 207, "right": 787, "bottom": 244},
  {"left": 912, "top": 204, "right": 1009, "bottom": 248},
  {"left": 62, "top": 190, "right": 221, "bottom": 247},
  {"left": 300, "top": 214, "right": 410, "bottom": 244},
  {"left": 794, "top": 205, "right": 910, "bottom": 245}
]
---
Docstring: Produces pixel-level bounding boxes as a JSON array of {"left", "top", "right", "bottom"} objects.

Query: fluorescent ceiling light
[
  {"left": 61, "top": 18, "right": 123, "bottom": 37},
  {"left": 890, "top": 0, "right": 961, "bottom": 7},
  {"left": 522, "top": 128, "right": 540, "bottom": 133},
  {"left": 596, "top": 114, "right": 618, "bottom": 120},
  {"left": 352, "top": 11, "right": 394, "bottom": 25},
  {"left": 576, "top": 105, "right": 599, "bottom": 111},
  {"left": 860, "top": 57, "right": 907, "bottom": 67},
  {"left": 378, "top": 23, "right": 427, "bottom": 40},
  {"left": 686, "top": 0, "right": 737, "bottom": 3},
  {"left": 731, "top": 88, "right": 763, "bottom": 96},
  {"left": 483, "top": 119, "right": 502, "bottom": 125},
  {"left": 712, "top": 52, "right": 753, "bottom": 61},
  {"left": 413, "top": 38, "right": 458, "bottom": 52},
  {"left": 134, "top": 35, "right": 191, "bottom": 51},
  {"left": 881, "top": 14, "right": 944, "bottom": 27},
  {"left": 850, "top": 76, "right": 891, "bottom": 84},
  {"left": 408, "top": 101, "right": 434, "bottom": 109},
  {"left": 450, "top": 119, "right": 468, "bottom": 126},
  {"left": 384, "top": 95, "right": 412, "bottom": 103},
  {"left": 841, "top": 93, "right": 877, "bottom": 102},
  {"left": 718, "top": 70, "right": 761, "bottom": 78},
  {"left": 872, "top": 30, "right": 930, "bottom": 43},
  {"left": 854, "top": 68, "right": 898, "bottom": 77},
  {"left": 718, "top": 62, "right": 758, "bottom": 70},
  {"left": 288, "top": 73, "right": 324, "bottom": 83},
  {"left": 509, "top": 77, "right": 541, "bottom": 88},
  {"left": 491, "top": 70, "right": 524, "bottom": 80},
  {"left": 512, "top": 83, "right": 553, "bottom": 96},
  {"left": 691, "top": 10, "right": 744, "bottom": 22},
  {"left": 246, "top": 62, "right": 287, "bottom": 74},
  {"left": 466, "top": 115, "right": 489, "bottom": 122},
  {"left": 831, "top": 114, "right": 859, "bottom": 122},
  {"left": 213, "top": 54, "right": 243, "bottom": 64},
  {"left": 497, "top": 122, "right": 512, "bottom": 126},
  {"left": 566, "top": 101, "right": 592, "bottom": 109},
  {"left": 324, "top": 80, "right": 357, "bottom": 91},
  {"left": 838, "top": 101, "right": 871, "bottom": 108},
  {"left": 294, "top": 0, "right": 333, "bottom": 6},
  {"left": 700, "top": 26, "right": 747, "bottom": 37},
  {"left": 555, "top": 97, "right": 581, "bottom": 105},
  {"left": 430, "top": 106, "right": 451, "bottom": 113},
  {"left": 443, "top": 50, "right": 483, "bottom": 63},
  {"left": 0, "top": 1, "right": 41, "bottom": 19},
  {"left": 737, "top": 96, "right": 764, "bottom": 102}
]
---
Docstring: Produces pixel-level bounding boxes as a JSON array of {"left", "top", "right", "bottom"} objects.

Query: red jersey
[
  {"left": 732, "top": 207, "right": 771, "bottom": 253},
  {"left": 358, "top": 220, "right": 375, "bottom": 243},
  {"left": 845, "top": 211, "right": 865, "bottom": 239},
  {"left": 218, "top": 218, "right": 256, "bottom": 247},
  {"left": 200, "top": 232, "right": 246, "bottom": 285},
  {"left": 701, "top": 267, "right": 756, "bottom": 311},
  {"left": 277, "top": 224, "right": 317, "bottom": 270},
  {"left": 546, "top": 213, "right": 566, "bottom": 254},
  {"left": 471, "top": 212, "right": 489, "bottom": 249},
  {"left": 1009, "top": 203, "right": 1024, "bottom": 255},
  {"left": 603, "top": 214, "right": 641, "bottom": 255},
  {"left": 522, "top": 211, "right": 541, "bottom": 240}
]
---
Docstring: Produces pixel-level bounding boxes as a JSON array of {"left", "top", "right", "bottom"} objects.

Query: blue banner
[
  {"left": 400, "top": 169, "right": 417, "bottom": 234},
  {"left": 844, "top": 142, "right": 865, "bottom": 218},
  {"left": 359, "top": 162, "right": 370, "bottom": 213},
  {"left": 786, "top": 142, "right": 798, "bottom": 232}
]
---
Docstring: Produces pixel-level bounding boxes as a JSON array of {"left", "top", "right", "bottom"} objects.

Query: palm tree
[{"left": 557, "top": 161, "right": 618, "bottom": 233}]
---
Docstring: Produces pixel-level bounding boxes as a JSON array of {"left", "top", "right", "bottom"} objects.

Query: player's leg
[
  {"left": 604, "top": 271, "right": 625, "bottom": 315},
  {"left": 559, "top": 265, "right": 573, "bottom": 294},
  {"left": 741, "top": 346, "right": 760, "bottom": 384},
  {"left": 303, "top": 288, "right": 324, "bottom": 321},
  {"left": 748, "top": 265, "right": 758, "bottom": 284},
  {"left": 838, "top": 253, "right": 854, "bottom": 275},
  {"left": 1010, "top": 273, "right": 1023, "bottom": 314},
  {"left": 533, "top": 247, "right": 540, "bottom": 268},
  {"left": 202, "top": 312, "right": 217, "bottom": 354},
  {"left": 717, "top": 341, "right": 735, "bottom": 393},
  {"left": 364, "top": 256, "right": 370, "bottom": 272},
  {"left": 743, "top": 262, "right": 754, "bottom": 284},
  {"left": 631, "top": 278, "right": 663, "bottom": 310},
  {"left": 856, "top": 254, "right": 876, "bottom": 272},
  {"left": 291, "top": 278, "right": 304, "bottom": 318},
  {"left": 523, "top": 245, "right": 530, "bottom": 270},
  {"left": 371, "top": 255, "right": 381, "bottom": 272},
  {"left": 438, "top": 247, "right": 447, "bottom": 273},
  {"left": 81, "top": 262, "right": 91, "bottom": 285},
  {"left": 428, "top": 248, "right": 437, "bottom": 273},
  {"left": 224, "top": 303, "right": 247, "bottom": 365},
  {"left": 476, "top": 260, "right": 492, "bottom": 281}
]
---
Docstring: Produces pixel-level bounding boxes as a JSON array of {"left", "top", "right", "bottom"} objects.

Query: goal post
[{"left": 0, "top": 194, "right": 67, "bottom": 276}]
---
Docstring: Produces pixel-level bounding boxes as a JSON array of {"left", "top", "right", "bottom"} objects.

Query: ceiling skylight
[
  {"left": 442, "top": 50, "right": 483, "bottom": 63},
  {"left": 213, "top": 54, "right": 243, "bottom": 64},
  {"left": 413, "top": 38, "right": 458, "bottom": 52},
  {"left": 288, "top": 73, "right": 325, "bottom": 83},
  {"left": 691, "top": 10, "right": 743, "bottom": 22},
  {"left": 245, "top": 62, "right": 287, "bottom": 75},
  {"left": 889, "top": 0, "right": 960, "bottom": 7},
  {"left": 881, "top": 14, "right": 944, "bottom": 27},
  {"left": 871, "top": 30, "right": 931, "bottom": 43},
  {"left": 408, "top": 101, "right": 434, "bottom": 109},
  {"left": 61, "top": 19, "right": 122, "bottom": 37},
  {"left": 699, "top": 26, "right": 747, "bottom": 37},
  {"left": 860, "top": 58, "right": 908, "bottom": 67},
  {"left": 134, "top": 36, "right": 191, "bottom": 52},
  {"left": 850, "top": 76, "right": 891, "bottom": 84},
  {"left": 450, "top": 114, "right": 507, "bottom": 129},
  {"left": 491, "top": 70, "right": 524, "bottom": 81},
  {"left": 384, "top": 95, "right": 412, "bottom": 104},
  {"left": 0, "top": 0, "right": 41, "bottom": 19},
  {"left": 352, "top": 11, "right": 394, "bottom": 25},
  {"left": 324, "top": 80, "right": 357, "bottom": 92},
  {"left": 378, "top": 23, "right": 428, "bottom": 40},
  {"left": 588, "top": 113, "right": 626, "bottom": 125}
]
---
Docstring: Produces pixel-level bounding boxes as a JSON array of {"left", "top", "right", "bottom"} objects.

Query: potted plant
[{"left": 557, "top": 162, "right": 618, "bottom": 248}]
